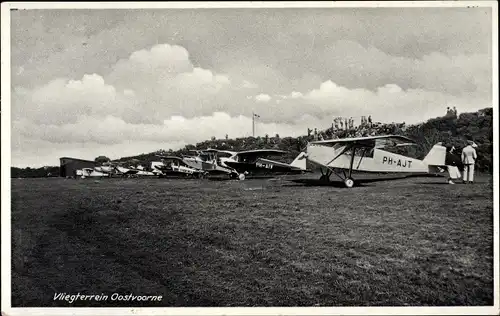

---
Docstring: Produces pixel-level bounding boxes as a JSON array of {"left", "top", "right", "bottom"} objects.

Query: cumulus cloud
[
  {"left": 275, "top": 80, "right": 490, "bottom": 124},
  {"left": 255, "top": 94, "right": 271, "bottom": 103},
  {"left": 315, "top": 40, "right": 491, "bottom": 96},
  {"left": 12, "top": 74, "right": 129, "bottom": 125},
  {"left": 15, "top": 112, "right": 327, "bottom": 146},
  {"left": 290, "top": 91, "right": 303, "bottom": 99},
  {"left": 108, "top": 44, "right": 193, "bottom": 87},
  {"left": 242, "top": 80, "right": 259, "bottom": 89}
]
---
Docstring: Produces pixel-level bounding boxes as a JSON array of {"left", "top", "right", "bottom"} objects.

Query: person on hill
[{"left": 462, "top": 140, "right": 478, "bottom": 184}]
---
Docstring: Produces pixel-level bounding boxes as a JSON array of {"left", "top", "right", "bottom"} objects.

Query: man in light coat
[{"left": 462, "top": 140, "right": 478, "bottom": 184}]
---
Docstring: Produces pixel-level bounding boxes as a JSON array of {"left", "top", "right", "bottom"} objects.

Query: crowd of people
[
  {"left": 307, "top": 116, "right": 406, "bottom": 141},
  {"left": 308, "top": 106, "right": 461, "bottom": 142},
  {"left": 446, "top": 106, "right": 458, "bottom": 117}
]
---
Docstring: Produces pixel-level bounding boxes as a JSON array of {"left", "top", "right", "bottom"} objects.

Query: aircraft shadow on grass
[{"left": 285, "top": 174, "right": 442, "bottom": 188}]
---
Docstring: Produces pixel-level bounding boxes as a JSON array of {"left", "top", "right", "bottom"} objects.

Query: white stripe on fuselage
[{"left": 306, "top": 144, "right": 429, "bottom": 173}]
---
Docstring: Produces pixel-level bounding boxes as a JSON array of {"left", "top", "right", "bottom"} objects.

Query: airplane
[
  {"left": 205, "top": 148, "right": 309, "bottom": 180},
  {"left": 94, "top": 165, "right": 116, "bottom": 174},
  {"left": 76, "top": 168, "right": 109, "bottom": 178},
  {"left": 77, "top": 165, "right": 155, "bottom": 178},
  {"left": 163, "top": 149, "right": 238, "bottom": 178},
  {"left": 181, "top": 150, "right": 221, "bottom": 171},
  {"left": 156, "top": 155, "right": 208, "bottom": 178},
  {"left": 304, "top": 134, "right": 448, "bottom": 188}
]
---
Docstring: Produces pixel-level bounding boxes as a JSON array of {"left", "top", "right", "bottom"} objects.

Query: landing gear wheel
[
  {"left": 238, "top": 173, "right": 246, "bottom": 181},
  {"left": 344, "top": 178, "right": 355, "bottom": 188}
]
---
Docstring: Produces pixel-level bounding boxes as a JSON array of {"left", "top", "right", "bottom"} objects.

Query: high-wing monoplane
[{"left": 305, "top": 135, "right": 447, "bottom": 188}]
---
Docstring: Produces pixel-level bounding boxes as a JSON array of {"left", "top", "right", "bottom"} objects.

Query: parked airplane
[
  {"left": 206, "top": 148, "right": 309, "bottom": 180},
  {"left": 156, "top": 155, "right": 208, "bottom": 178},
  {"left": 181, "top": 150, "right": 221, "bottom": 171},
  {"left": 305, "top": 134, "right": 447, "bottom": 188},
  {"left": 112, "top": 165, "right": 156, "bottom": 176},
  {"left": 94, "top": 165, "right": 116, "bottom": 174},
  {"left": 76, "top": 168, "right": 109, "bottom": 178}
]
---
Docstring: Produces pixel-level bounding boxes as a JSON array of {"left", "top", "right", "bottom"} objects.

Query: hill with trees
[{"left": 11, "top": 107, "right": 493, "bottom": 177}]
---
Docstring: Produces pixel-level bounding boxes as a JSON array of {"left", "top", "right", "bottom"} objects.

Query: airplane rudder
[
  {"left": 423, "top": 143, "right": 447, "bottom": 166},
  {"left": 290, "top": 152, "right": 307, "bottom": 170}
]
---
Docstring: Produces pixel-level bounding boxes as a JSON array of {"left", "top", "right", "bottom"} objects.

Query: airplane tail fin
[
  {"left": 423, "top": 143, "right": 447, "bottom": 166},
  {"left": 290, "top": 152, "right": 307, "bottom": 170}
]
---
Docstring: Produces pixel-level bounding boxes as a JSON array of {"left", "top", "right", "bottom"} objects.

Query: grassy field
[{"left": 10, "top": 173, "right": 494, "bottom": 307}]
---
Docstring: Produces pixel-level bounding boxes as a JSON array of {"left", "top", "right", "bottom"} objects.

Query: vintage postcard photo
[{"left": 1, "top": 1, "right": 498, "bottom": 315}]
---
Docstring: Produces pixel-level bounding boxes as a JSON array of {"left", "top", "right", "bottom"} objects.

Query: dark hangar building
[{"left": 59, "top": 157, "right": 96, "bottom": 177}]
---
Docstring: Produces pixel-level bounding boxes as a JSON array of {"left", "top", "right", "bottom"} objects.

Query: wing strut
[
  {"left": 325, "top": 143, "right": 352, "bottom": 166},
  {"left": 348, "top": 146, "right": 357, "bottom": 178},
  {"left": 356, "top": 148, "right": 366, "bottom": 170}
]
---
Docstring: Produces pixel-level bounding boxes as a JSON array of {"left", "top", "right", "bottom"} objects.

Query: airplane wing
[
  {"left": 310, "top": 135, "right": 416, "bottom": 149},
  {"left": 237, "top": 149, "right": 288, "bottom": 155},
  {"left": 156, "top": 155, "right": 185, "bottom": 162},
  {"left": 203, "top": 148, "right": 237, "bottom": 156},
  {"left": 395, "top": 142, "right": 418, "bottom": 147},
  {"left": 115, "top": 166, "right": 139, "bottom": 174},
  {"left": 205, "top": 168, "right": 233, "bottom": 175},
  {"left": 255, "top": 158, "right": 302, "bottom": 171},
  {"left": 235, "top": 149, "right": 288, "bottom": 162}
]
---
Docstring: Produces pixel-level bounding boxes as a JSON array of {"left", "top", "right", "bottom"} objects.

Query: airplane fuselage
[
  {"left": 307, "top": 143, "right": 431, "bottom": 174},
  {"left": 223, "top": 160, "right": 303, "bottom": 174}
]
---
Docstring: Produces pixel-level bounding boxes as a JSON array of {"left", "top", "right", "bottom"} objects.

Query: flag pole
[{"left": 252, "top": 112, "right": 255, "bottom": 137}]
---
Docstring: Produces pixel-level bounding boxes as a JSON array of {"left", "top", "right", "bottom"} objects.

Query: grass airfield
[{"left": 11, "top": 173, "right": 494, "bottom": 307}]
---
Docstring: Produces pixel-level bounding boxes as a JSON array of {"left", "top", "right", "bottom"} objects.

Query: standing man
[
  {"left": 462, "top": 140, "right": 478, "bottom": 184},
  {"left": 445, "top": 144, "right": 461, "bottom": 184}
]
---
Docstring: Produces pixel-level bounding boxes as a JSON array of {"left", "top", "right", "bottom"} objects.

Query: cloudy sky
[{"left": 9, "top": 5, "right": 493, "bottom": 167}]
